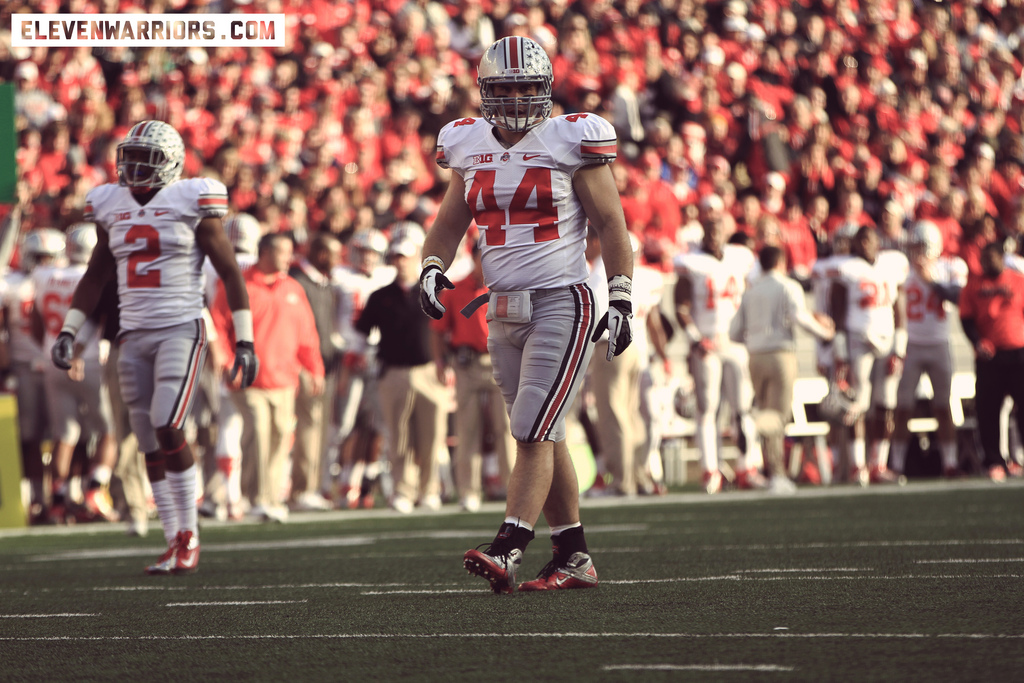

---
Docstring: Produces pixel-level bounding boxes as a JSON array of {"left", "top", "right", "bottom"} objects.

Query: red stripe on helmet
[{"left": 509, "top": 37, "right": 520, "bottom": 69}]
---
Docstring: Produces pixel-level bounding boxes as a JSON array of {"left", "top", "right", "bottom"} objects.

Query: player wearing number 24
[
  {"left": 52, "top": 121, "right": 257, "bottom": 575},
  {"left": 420, "top": 36, "right": 633, "bottom": 594}
]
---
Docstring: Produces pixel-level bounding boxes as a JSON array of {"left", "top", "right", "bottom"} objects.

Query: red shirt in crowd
[
  {"left": 959, "top": 268, "right": 1024, "bottom": 351},
  {"left": 211, "top": 267, "right": 324, "bottom": 391}
]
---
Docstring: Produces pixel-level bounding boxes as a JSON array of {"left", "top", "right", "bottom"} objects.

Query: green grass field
[{"left": 1, "top": 480, "right": 1022, "bottom": 682}]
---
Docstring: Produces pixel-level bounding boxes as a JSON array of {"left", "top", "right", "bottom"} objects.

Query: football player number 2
[
  {"left": 468, "top": 169, "right": 558, "bottom": 245},
  {"left": 126, "top": 225, "right": 161, "bottom": 288}
]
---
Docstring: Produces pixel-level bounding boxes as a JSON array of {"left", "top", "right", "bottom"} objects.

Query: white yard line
[
  {"left": 1, "top": 632, "right": 1023, "bottom": 642},
  {"left": 603, "top": 664, "right": 795, "bottom": 672},
  {"left": 0, "top": 613, "right": 99, "bottom": 618},
  {"left": 27, "top": 536, "right": 1024, "bottom": 564},
  {"left": 166, "top": 600, "right": 308, "bottom": 607},
  {"left": 85, "top": 572, "right": 1023, "bottom": 596},
  {"left": 915, "top": 558, "right": 1024, "bottom": 564},
  {"left": 26, "top": 524, "right": 647, "bottom": 563}
]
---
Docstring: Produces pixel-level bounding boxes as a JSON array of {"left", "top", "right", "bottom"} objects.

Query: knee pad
[
  {"left": 128, "top": 408, "right": 158, "bottom": 454},
  {"left": 510, "top": 385, "right": 554, "bottom": 443}
]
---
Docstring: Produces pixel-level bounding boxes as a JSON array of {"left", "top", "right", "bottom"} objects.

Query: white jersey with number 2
[
  {"left": 436, "top": 113, "right": 616, "bottom": 292},
  {"left": 84, "top": 178, "right": 228, "bottom": 331}
]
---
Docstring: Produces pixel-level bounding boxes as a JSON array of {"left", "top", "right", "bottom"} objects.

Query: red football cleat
[
  {"left": 518, "top": 552, "right": 598, "bottom": 592},
  {"left": 173, "top": 530, "right": 200, "bottom": 574}
]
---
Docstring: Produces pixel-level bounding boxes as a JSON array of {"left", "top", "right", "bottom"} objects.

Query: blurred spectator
[
  {"left": 211, "top": 233, "right": 324, "bottom": 523},
  {"left": 288, "top": 233, "right": 343, "bottom": 512},
  {"left": 431, "top": 242, "right": 515, "bottom": 512},
  {"left": 357, "top": 225, "right": 447, "bottom": 514}
]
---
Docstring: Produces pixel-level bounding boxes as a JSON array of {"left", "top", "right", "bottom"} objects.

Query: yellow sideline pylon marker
[{"left": 0, "top": 394, "right": 26, "bottom": 528}]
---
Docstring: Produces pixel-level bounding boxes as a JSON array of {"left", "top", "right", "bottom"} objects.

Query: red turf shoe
[
  {"left": 84, "top": 487, "right": 120, "bottom": 522},
  {"left": 463, "top": 546, "right": 522, "bottom": 594},
  {"left": 869, "top": 467, "right": 907, "bottom": 485},
  {"left": 145, "top": 543, "right": 177, "bottom": 575},
  {"left": 173, "top": 530, "right": 200, "bottom": 574},
  {"left": 703, "top": 470, "right": 723, "bottom": 494},
  {"left": 518, "top": 552, "right": 598, "bottom": 592},
  {"left": 736, "top": 468, "right": 769, "bottom": 490}
]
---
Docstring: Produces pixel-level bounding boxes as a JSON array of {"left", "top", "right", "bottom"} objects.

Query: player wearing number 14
[
  {"left": 422, "top": 36, "right": 633, "bottom": 593},
  {"left": 52, "top": 121, "right": 258, "bottom": 575}
]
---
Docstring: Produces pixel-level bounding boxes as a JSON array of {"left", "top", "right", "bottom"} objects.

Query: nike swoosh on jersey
[
  {"left": 155, "top": 210, "right": 170, "bottom": 216},
  {"left": 523, "top": 154, "right": 541, "bottom": 160}
]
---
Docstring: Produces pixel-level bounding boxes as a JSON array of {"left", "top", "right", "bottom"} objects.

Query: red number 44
[{"left": 467, "top": 169, "right": 559, "bottom": 245}]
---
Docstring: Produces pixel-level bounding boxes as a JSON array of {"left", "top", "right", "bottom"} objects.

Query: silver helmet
[
  {"left": 66, "top": 222, "right": 98, "bottom": 265},
  {"left": 910, "top": 220, "right": 943, "bottom": 260},
  {"left": 117, "top": 120, "right": 185, "bottom": 189},
  {"left": 19, "top": 228, "right": 66, "bottom": 272},
  {"left": 478, "top": 36, "right": 553, "bottom": 133},
  {"left": 349, "top": 228, "right": 388, "bottom": 255},
  {"left": 224, "top": 213, "right": 262, "bottom": 257}
]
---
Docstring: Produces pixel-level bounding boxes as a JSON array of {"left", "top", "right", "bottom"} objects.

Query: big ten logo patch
[{"left": 472, "top": 153, "right": 494, "bottom": 165}]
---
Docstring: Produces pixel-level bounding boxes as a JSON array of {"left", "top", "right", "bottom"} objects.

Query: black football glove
[
  {"left": 51, "top": 331, "right": 75, "bottom": 370},
  {"left": 592, "top": 300, "right": 633, "bottom": 361},
  {"left": 230, "top": 341, "right": 259, "bottom": 388},
  {"left": 419, "top": 264, "right": 454, "bottom": 320}
]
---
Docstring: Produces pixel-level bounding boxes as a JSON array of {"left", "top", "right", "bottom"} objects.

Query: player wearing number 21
[
  {"left": 420, "top": 36, "right": 633, "bottom": 594},
  {"left": 52, "top": 121, "right": 258, "bottom": 576},
  {"left": 829, "top": 226, "right": 909, "bottom": 485}
]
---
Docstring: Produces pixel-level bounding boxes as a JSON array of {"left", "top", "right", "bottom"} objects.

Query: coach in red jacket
[
  {"left": 211, "top": 232, "right": 324, "bottom": 521},
  {"left": 959, "top": 242, "right": 1024, "bottom": 482}
]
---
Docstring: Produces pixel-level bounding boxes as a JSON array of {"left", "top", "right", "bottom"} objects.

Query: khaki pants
[
  {"left": 453, "top": 354, "right": 515, "bottom": 499},
  {"left": 591, "top": 341, "right": 647, "bottom": 495},
  {"left": 749, "top": 350, "right": 798, "bottom": 478},
  {"left": 377, "top": 363, "right": 446, "bottom": 503},
  {"left": 290, "top": 370, "right": 335, "bottom": 498},
  {"left": 233, "top": 387, "right": 296, "bottom": 508}
]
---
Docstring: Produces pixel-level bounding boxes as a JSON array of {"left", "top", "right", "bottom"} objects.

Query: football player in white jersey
[
  {"left": 1, "top": 229, "right": 65, "bottom": 520},
  {"left": 420, "top": 36, "right": 633, "bottom": 594},
  {"left": 890, "top": 221, "right": 968, "bottom": 477},
  {"left": 674, "top": 216, "right": 765, "bottom": 494},
  {"left": 327, "top": 227, "right": 394, "bottom": 509},
  {"left": 51, "top": 121, "right": 257, "bottom": 575},
  {"left": 32, "top": 223, "right": 120, "bottom": 523},
  {"left": 830, "top": 226, "right": 910, "bottom": 485}
]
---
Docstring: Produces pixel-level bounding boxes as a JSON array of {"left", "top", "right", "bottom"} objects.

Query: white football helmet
[
  {"left": 66, "top": 222, "right": 98, "bottom": 265},
  {"left": 350, "top": 228, "right": 388, "bottom": 255},
  {"left": 20, "top": 229, "right": 66, "bottom": 272},
  {"left": 224, "top": 213, "right": 262, "bottom": 257},
  {"left": 116, "top": 120, "right": 185, "bottom": 189},
  {"left": 478, "top": 36, "right": 553, "bottom": 133},
  {"left": 910, "top": 220, "right": 943, "bottom": 260}
]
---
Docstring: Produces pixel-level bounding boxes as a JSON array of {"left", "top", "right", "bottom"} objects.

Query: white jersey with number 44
[
  {"left": 85, "top": 178, "right": 228, "bottom": 332},
  {"left": 436, "top": 113, "right": 616, "bottom": 292},
  {"left": 904, "top": 256, "right": 968, "bottom": 344},
  {"left": 673, "top": 245, "right": 756, "bottom": 338},
  {"left": 836, "top": 250, "right": 909, "bottom": 342}
]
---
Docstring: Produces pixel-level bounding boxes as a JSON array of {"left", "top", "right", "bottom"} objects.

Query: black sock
[
  {"left": 552, "top": 526, "right": 588, "bottom": 563},
  {"left": 492, "top": 522, "right": 534, "bottom": 554}
]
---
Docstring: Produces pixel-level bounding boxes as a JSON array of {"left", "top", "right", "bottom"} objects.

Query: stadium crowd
[{"left": 3, "top": 0, "right": 1024, "bottom": 528}]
